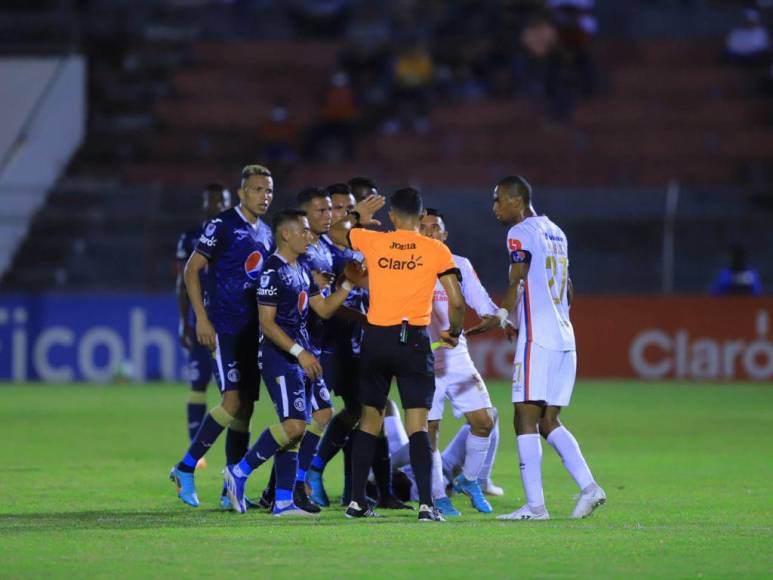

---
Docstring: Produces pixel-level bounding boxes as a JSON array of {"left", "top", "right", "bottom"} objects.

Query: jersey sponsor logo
[
  {"left": 198, "top": 234, "right": 217, "bottom": 247},
  {"left": 204, "top": 222, "right": 217, "bottom": 236},
  {"left": 257, "top": 286, "right": 277, "bottom": 297},
  {"left": 508, "top": 238, "right": 522, "bottom": 251},
  {"left": 377, "top": 254, "right": 424, "bottom": 270},
  {"left": 297, "top": 290, "right": 309, "bottom": 313},
  {"left": 244, "top": 251, "right": 264, "bottom": 280},
  {"left": 389, "top": 241, "right": 417, "bottom": 250},
  {"left": 294, "top": 397, "right": 306, "bottom": 412},
  {"left": 511, "top": 249, "right": 532, "bottom": 264}
]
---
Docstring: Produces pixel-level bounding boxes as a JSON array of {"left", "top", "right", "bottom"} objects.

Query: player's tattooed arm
[
  {"left": 258, "top": 304, "right": 323, "bottom": 379},
  {"left": 327, "top": 194, "right": 385, "bottom": 248},
  {"left": 176, "top": 259, "right": 193, "bottom": 350},
  {"left": 184, "top": 251, "right": 216, "bottom": 351}
]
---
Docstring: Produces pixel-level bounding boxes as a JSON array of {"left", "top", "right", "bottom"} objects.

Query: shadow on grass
[{"left": 0, "top": 508, "right": 421, "bottom": 533}]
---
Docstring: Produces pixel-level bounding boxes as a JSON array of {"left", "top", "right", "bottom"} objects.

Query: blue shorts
[
  {"left": 186, "top": 342, "right": 213, "bottom": 392},
  {"left": 212, "top": 324, "right": 260, "bottom": 401},
  {"left": 260, "top": 342, "right": 332, "bottom": 422}
]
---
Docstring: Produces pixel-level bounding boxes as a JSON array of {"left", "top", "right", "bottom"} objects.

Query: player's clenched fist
[
  {"left": 343, "top": 260, "right": 369, "bottom": 289},
  {"left": 298, "top": 350, "right": 323, "bottom": 380},
  {"left": 196, "top": 317, "right": 217, "bottom": 351}
]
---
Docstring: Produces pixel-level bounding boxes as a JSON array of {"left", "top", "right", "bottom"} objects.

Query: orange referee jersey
[{"left": 349, "top": 228, "right": 458, "bottom": 327}]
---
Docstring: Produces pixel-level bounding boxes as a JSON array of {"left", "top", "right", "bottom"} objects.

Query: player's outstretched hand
[
  {"left": 343, "top": 260, "right": 369, "bottom": 289},
  {"left": 196, "top": 317, "right": 217, "bottom": 352},
  {"left": 298, "top": 351, "right": 323, "bottom": 380},
  {"left": 439, "top": 329, "right": 459, "bottom": 349},
  {"left": 464, "top": 316, "right": 500, "bottom": 336},
  {"left": 353, "top": 194, "right": 385, "bottom": 226}
]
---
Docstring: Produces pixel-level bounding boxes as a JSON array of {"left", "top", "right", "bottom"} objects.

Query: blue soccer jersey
[
  {"left": 299, "top": 238, "right": 336, "bottom": 356},
  {"left": 195, "top": 207, "right": 274, "bottom": 334},
  {"left": 256, "top": 253, "right": 320, "bottom": 352}
]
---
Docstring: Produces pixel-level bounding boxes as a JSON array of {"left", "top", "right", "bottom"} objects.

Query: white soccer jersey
[
  {"left": 429, "top": 254, "right": 498, "bottom": 364},
  {"left": 506, "top": 216, "right": 575, "bottom": 351}
]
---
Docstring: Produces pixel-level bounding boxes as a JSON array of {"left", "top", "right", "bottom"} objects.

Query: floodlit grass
[{"left": 0, "top": 381, "right": 771, "bottom": 578}]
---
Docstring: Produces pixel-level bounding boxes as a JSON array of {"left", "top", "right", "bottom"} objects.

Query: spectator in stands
[
  {"left": 305, "top": 71, "right": 359, "bottom": 161},
  {"left": 548, "top": 0, "right": 598, "bottom": 96},
  {"left": 725, "top": 9, "right": 771, "bottom": 64},
  {"left": 710, "top": 246, "right": 763, "bottom": 296},
  {"left": 260, "top": 99, "right": 300, "bottom": 173},
  {"left": 288, "top": 0, "right": 351, "bottom": 37},
  {"left": 385, "top": 40, "right": 434, "bottom": 134}
]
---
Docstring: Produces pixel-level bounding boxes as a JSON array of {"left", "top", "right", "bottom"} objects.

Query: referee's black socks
[
  {"left": 351, "top": 430, "right": 379, "bottom": 506},
  {"left": 409, "top": 431, "right": 433, "bottom": 507}
]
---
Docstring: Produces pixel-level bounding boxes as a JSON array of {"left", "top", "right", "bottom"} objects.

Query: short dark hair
[
  {"left": 326, "top": 183, "right": 352, "bottom": 197},
  {"left": 424, "top": 207, "right": 445, "bottom": 222},
  {"left": 273, "top": 208, "right": 307, "bottom": 236},
  {"left": 296, "top": 187, "right": 330, "bottom": 207},
  {"left": 348, "top": 176, "right": 378, "bottom": 201},
  {"left": 497, "top": 175, "right": 532, "bottom": 204},
  {"left": 390, "top": 187, "right": 423, "bottom": 216}
]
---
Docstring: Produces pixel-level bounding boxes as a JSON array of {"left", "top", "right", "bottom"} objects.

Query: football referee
[{"left": 328, "top": 187, "right": 465, "bottom": 521}]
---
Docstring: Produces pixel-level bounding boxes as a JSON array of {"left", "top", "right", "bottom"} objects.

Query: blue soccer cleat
[
  {"left": 434, "top": 496, "right": 461, "bottom": 517},
  {"left": 223, "top": 465, "right": 247, "bottom": 514},
  {"left": 306, "top": 469, "right": 330, "bottom": 507},
  {"left": 453, "top": 474, "right": 493, "bottom": 513},
  {"left": 170, "top": 466, "right": 199, "bottom": 508},
  {"left": 220, "top": 493, "right": 260, "bottom": 511},
  {"left": 273, "top": 502, "right": 319, "bottom": 518}
]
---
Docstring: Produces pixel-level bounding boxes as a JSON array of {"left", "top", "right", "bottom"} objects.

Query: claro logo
[
  {"left": 629, "top": 310, "right": 773, "bottom": 380},
  {"left": 378, "top": 254, "right": 424, "bottom": 270}
]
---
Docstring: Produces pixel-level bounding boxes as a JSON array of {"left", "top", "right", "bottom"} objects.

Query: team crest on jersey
[
  {"left": 244, "top": 251, "right": 264, "bottom": 280},
  {"left": 297, "top": 290, "right": 309, "bottom": 313},
  {"left": 294, "top": 398, "right": 306, "bottom": 412},
  {"left": 260, "top": 274, "right": 270, "bottom": 288},
  {"left": 227, "top": 368, "right": 241, "bottom": 383},
  {"left": 319, "top": 387, "right": 331, "bottom": 402},
  {"left": 205, "top": 222, "right": 217, "bottom": 237}
]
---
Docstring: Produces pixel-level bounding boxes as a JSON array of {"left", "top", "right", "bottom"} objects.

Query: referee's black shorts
[{"left": 358, "top": 322, "right": 435, "bottom": 410}]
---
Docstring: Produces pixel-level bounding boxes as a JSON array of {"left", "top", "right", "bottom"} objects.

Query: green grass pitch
[{"left": 1, "top": 380, "right": 771, "bottom": 578}]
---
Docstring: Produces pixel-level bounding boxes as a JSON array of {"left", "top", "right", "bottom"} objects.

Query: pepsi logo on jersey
[{"left": 244, "top": 251, "right": 264, "bottom": 280}]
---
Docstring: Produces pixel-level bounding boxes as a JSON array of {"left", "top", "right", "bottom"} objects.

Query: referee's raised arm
[
  {"left": 343, "top": 186, "right": 465, "bottom": 522},
  {"left": 327, "top": 194, "right": 385, "bottom": 248}
]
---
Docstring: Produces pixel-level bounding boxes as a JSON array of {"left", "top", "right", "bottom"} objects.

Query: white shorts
[
  {"left": 512, "top": 339, "right": 576, "bottom": 407},
  {"left": 429, "top": 352, "right": 492, "bottom": 421}
]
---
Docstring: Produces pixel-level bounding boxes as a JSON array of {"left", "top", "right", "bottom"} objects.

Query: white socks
[
  {"left": 462, "top": 433, "right": 491, "bottom": 481},
  {"left": 441, "top": 424, "right": 470, "bottom": 476},
  {"left": 431, "top": 449, "right": 447, "bottom": 499},
  {"left": 478, "top": 411, "right": 499, "bottom": 483},
  {"left": 517, "top": 434, "right": 545, "bottom": 510},
  {"left": 546, "top": 426, "right": 595, "bottom": 491}
]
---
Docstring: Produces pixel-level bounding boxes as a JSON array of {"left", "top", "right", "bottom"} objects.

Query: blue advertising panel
[{"left": 0, "top": 294, "right": 187, "bottom": 382}]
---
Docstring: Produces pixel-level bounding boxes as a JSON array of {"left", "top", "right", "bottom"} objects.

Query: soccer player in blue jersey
[
  {"left": 175, "top": 183, "right": 231, "bottom": 469},
  {"left": 223, "top": 209, "right": 356, "bottom": 516},
  {"left": 170, "top": 165, "right": 274, "bottom": 508}
]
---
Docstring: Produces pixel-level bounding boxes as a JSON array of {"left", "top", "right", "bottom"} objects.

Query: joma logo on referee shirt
[
  {"left": 389, "top": 242, "right": 417, "bottom": 250},
  {"left": 378, "top": 255, "right": 424, "bottom": 270}
]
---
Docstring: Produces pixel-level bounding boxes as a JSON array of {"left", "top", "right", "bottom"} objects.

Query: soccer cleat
[
  {"left": 345, "top": 501, "right": 381, "bottom": 519},
  {"left": 223, "top": 465, "right": 247, "bottom": 514},
  {"left": 221, "top": 494, "right": 260, "bottom": 510},
  {"left": 306, "top": 469, "right": 330, "bottom": 507},
  {"left": 377, "top": 494, "right": 415, "bottom": 510},
  {"left": 273, "top": 502, "right": 319, "bottom": 517},
  {"left": 219, "top": 494, "right": 231, "bottom": 510},
  {"left": 244, "top": 496, "right": 260, "bottom": 510},
  {"left": 418, "top": 504, "right": 445, "bottom": 522},
  {"left": 496, "top": 504, "right": 549, "bottom": 521},
  {"left": 480, "top": 479, "right": 504, "bottom": 496},
  {"left": 170, "top": 466, "right": 199, "bottom": 507},
  {"left": 196, "top": 457, "right": 208, "bottom": 470},
  {"left": 570, "top": 485, "right": 606, "bottom": 519},
  {"left": 434, "top": 496, "right": 461, "bottom": 517},
  {"left": 453, "top": 475, "right": 493, "bottom": 513},
  {"left": 294, "top": 481, "right": 321, "bottom": 514}
]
